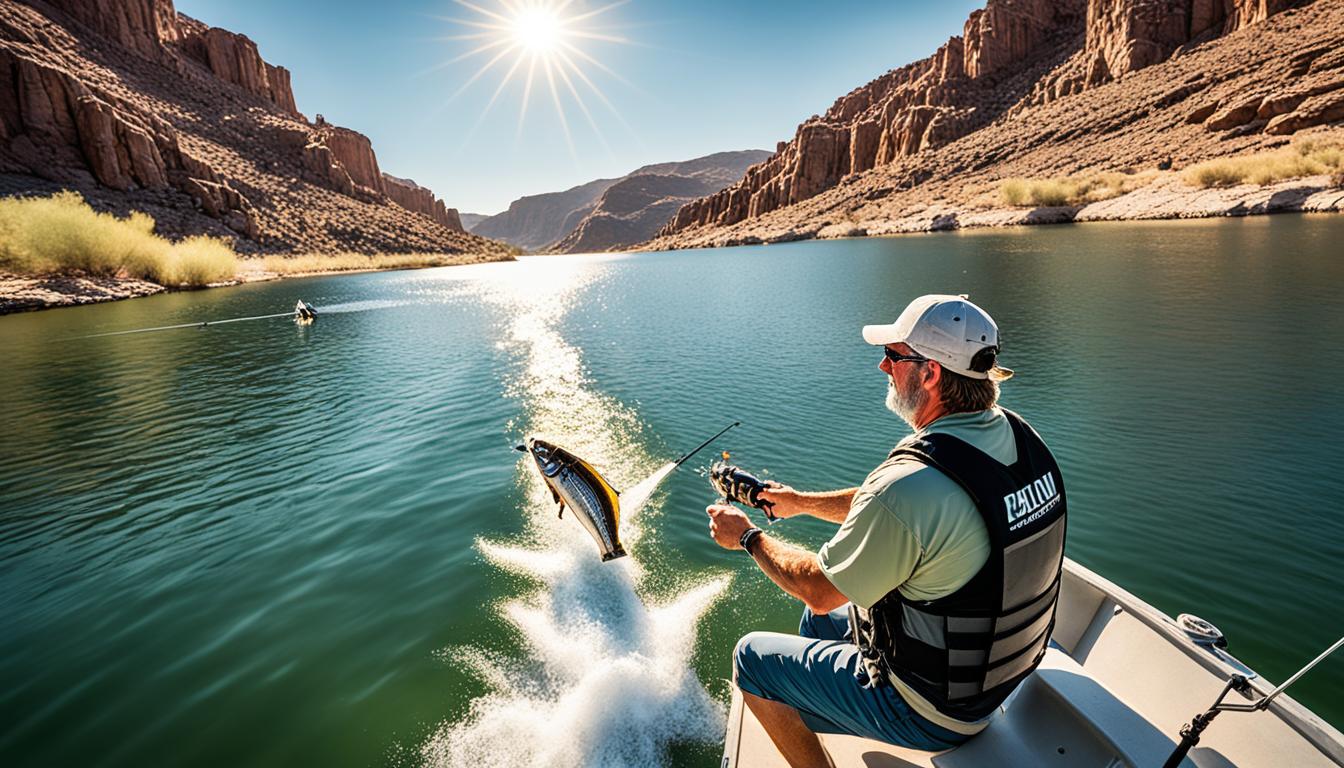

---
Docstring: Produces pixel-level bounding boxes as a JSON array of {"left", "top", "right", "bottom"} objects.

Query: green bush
[{"left": 0, "top": 191, "right": 237, "bottom": 286}]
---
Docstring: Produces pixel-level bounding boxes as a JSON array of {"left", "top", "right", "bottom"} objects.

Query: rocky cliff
[
  {"left": 383, "top": 173, "right": 464, "bottom": 232},
  {"left": 176, "top": 16, "right": 299, "bottom": 118},
  {"left": 475, "top": 149, "right": 770, "bottom": 252},
  {"left": 656, "top": 0, "right": 1340, "bottom": 246},
  {"left": 0, "top": 0, "right": 503, "bottom": 256}
]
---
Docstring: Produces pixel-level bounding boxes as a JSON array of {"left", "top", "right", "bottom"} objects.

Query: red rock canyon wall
[{"left": 661, "top": 0, "right": 1306, "bottom": 236}]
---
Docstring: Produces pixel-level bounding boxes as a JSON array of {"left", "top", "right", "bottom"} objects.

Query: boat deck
[{"left": 722, "top": 560, "right": 1344, "bottom": 767}]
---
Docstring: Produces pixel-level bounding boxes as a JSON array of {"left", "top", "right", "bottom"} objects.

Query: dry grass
[
  {"left": 999, "top": 172, "right": 1154, "bottom": 207},
  {"left": 0, "top": 191, "right": 237, "bottom": 286},
  {"left": 1184, "top": 136, "right": 1344, "bottom": 188},
  {"left": 258, "top": 251, "right": 502, "bottom": 275}
]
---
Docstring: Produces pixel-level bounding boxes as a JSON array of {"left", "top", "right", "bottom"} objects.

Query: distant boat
[
  {"left": 723, "top": 559, "right": 1344, "bottom": 767},
  {"left": 294, "top": 301, "right": 317, "bottom": 325}
]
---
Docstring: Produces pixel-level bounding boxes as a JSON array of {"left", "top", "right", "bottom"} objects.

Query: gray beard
[{"left": 886, "top": 380, "right": 921, "bottom": 429}]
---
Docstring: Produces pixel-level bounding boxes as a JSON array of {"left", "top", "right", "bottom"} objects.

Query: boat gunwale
[{"left": 1062, "top": 558, "right": 1344, "bottom": 763}]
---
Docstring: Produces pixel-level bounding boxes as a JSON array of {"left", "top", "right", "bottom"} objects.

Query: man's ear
[{"left": 923, "top": 361, "right": 942, "bottom": 390}]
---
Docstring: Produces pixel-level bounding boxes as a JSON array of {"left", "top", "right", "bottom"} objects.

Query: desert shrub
[
  {"left": 1029, "top": 180, "right": 1072, "bottom": 207},
  {"left": 1184, "top": 135, "right": 1344, "bottom": 188},
  {"left": 167, "top": 236, "right": 237, "bottom": 286},
  {"left": 999, "top": 172, "right": 1152, "bottom": 207},
  {"left": 0, "top": 191, "right": 237, "bottom": 285},
  {"left": 1000, "top": 180, "right": 1029, "bottom": 207},
  {"left": 259, "top": 252, "right": 498, "bottom": 275},
  {"left": 1187, "top": 162, "right": 1246, "bottom": 188},
  {"left": 0, "top": 191, "right": 163, "bottom": 275}
]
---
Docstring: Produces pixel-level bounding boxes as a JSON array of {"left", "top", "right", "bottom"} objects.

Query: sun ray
[
  {"left": 551, "top": 54, "right": 614, "bottom": 156},
  {"left": 558, "top": 38, "right": 633, "bottom": 89},
  {"left": 566, "top": 0, "right": 631, "bottom": 24},
  {"left": 516, "top": 54, "right": 539, "bottom": 137},
  {"left": 429, "top": 32, "right": 495, "bottom": 42},
  {"left": 449, "top": 53, "right": 532, "bottom": 154},
  {"left": 451, "top": 0, "right": 515, "bottom": 25},
  {"left": 554, "top": 51, "right": 639, "bottom": 141},
  {"left": 443, "top": 36, "right": 515, "bottom": 67},
  {"left": 542, "top": 57, "right": 578, "bottom": 161},
  {"left": 432, "top": 16, "right": 512, "bottom": 32},
  {"left": 569, "top": 31, "right": 629, "bottom": 44},
  {"left": 435, "top": 0, "right": 635, "bottom": 148},
  {"left": 436, "top": 42, "right": 518, "bottom": 100}
]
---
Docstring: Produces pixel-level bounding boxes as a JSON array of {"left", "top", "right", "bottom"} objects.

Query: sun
[
  {"left": 433, "top": 0, "right": 632, "bottom": 151},
  {"left": 512, "top": 7, "right": 563, "bottom": 53}
]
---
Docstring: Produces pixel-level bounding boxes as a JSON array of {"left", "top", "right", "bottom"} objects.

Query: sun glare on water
[{"left": 435, "top": 0, "right": 631, "bottom": 150}]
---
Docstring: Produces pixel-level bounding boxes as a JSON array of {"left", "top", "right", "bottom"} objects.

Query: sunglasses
[{"left": 883, "top": 348, "right": 929, "bottom": 366}]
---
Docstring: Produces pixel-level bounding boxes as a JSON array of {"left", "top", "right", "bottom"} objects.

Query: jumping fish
[
  {"left": 517, "top": 422, "right": 739, "bottom": 562},
  {"left": 520, "top": 438, "right": 627, "bottom": 560}
]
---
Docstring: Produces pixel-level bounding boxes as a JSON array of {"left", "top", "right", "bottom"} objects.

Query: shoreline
[
  {"left": 640, "top": 174, "right": 1344, "bottom": 251},
  {"left": 6, "top": 175, "right": 1342, "bottom": 314},
  {"left": 0, "top": 252, "right": 516, "bottom": 315}
]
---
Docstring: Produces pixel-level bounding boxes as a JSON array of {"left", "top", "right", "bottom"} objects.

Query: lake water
[{"left": 2, "top": 215, "right": 1342, "bottom": 767}]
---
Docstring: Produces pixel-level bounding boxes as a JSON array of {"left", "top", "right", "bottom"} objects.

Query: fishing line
[
  {"left": 77, "top": 312, "right": 296, "bottom": 339},
  {"left": 71, "top": 298, "right": 411, "bottom": 340}
]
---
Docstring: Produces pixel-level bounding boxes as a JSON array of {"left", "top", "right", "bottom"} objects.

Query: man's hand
[
  {"left": 757, "top": 483, "right": 805, "bottom": 519},
  {"left": 706, "top": 504, "right": 754, "bottom": 549}
]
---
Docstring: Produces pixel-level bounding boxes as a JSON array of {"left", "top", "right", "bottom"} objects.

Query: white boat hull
[{"left": 722, "top": 558, "right": 1344, "bottom": 767}]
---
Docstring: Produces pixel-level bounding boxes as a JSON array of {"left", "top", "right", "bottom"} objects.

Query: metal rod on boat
[
  {"left": 1259, "top": 634, "right": 1344, "bottom": 708},
  {"left": 1162, "top": 634, "right": 1344, "bottom": 767}
]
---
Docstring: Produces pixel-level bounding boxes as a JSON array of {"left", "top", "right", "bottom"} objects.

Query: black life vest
[{"left": 851, "top": 407, "right": 1067, "bottom": 722}]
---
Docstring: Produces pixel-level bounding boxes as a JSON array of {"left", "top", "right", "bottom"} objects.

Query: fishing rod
[
  {"left": 673, "top": 421, "right": 740, "bottom": 467},
  {"left": 1162, "top": 634, "right": 1344, "bottom": 768}
]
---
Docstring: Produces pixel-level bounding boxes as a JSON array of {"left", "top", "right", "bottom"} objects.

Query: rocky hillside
[
  {"left": 651, "top": 0, "right": 1344, "bottom": 249},
  {"left": 472, "top": 149, "right": 770, "bottom": 253},
  {"left": 0, "top": 0, "right": 507, "bottom": 257},
  {"left": 549, "top": 150, "right": 773, "bottom": 253},
  {"left": 471, "top": 177, "right": 616, "bottom": 252},
  {"left": 459, "top": 212, "right": 490, "bottom": 231},
  {"left": 550, "top": 173, "right": 732, "bottom": 253}
]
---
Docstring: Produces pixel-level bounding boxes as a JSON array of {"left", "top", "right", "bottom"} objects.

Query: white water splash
[{"left": 420, "top": 261, "right": 729, "bottom": 767}]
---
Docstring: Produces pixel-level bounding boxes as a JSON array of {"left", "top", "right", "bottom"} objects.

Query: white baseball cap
[{"left": 862, "top": 294, "right": 1014, "bottom": 381}]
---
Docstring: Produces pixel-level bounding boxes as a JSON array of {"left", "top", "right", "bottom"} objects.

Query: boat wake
[{"left": 419, "top": 262, "right": 728, "bottom": 767}]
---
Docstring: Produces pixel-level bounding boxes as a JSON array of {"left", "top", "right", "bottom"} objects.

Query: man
[{"left": 706, "top": 294, "right": 1067, "bottom": 767}]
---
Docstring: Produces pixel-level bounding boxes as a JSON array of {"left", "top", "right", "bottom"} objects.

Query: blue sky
[{"left": 175, "top": 0, "right": 984, "bottom": 214}]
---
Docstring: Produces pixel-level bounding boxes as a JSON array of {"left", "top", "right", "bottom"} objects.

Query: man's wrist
[{"left": 739, "top": 527, "right": 764, "bottom": 555}]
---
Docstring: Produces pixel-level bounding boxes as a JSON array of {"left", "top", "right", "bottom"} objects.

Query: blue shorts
[{"left": 733, "top": 606, "right": 969, "bottom": 752}]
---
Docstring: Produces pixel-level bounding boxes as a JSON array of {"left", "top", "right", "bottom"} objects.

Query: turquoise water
[{"left": 2, "top": 215, "right": 1343, "bottom": 766}]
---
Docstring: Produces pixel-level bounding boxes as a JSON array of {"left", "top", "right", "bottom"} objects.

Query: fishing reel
[{"left": 709, "top": 454, "right": 778, "bottom": 522}]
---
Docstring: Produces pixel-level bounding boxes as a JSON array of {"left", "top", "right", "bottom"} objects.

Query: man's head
[{"left": 864, "top": 295, "right": 1010, "bottom": 427}]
